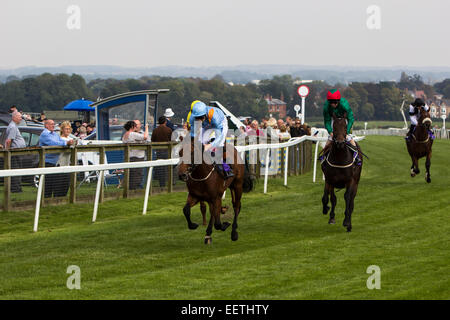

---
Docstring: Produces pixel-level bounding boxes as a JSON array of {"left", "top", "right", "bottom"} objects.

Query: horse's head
[
  {"left": 177, "top": 138, "right": 203, "bottom": 182},
  {"left": 332, "top": 113, "right": 347, "bottom": 149},
  {"left": 418, "top": 106, "right": 432, "bottom": 129}
]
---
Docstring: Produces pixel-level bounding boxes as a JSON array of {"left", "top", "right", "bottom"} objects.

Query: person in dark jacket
[{"left": 151, "top": 116, "right": 173, "bottom": 187}]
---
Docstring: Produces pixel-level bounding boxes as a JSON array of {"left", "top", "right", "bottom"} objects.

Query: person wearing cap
[
  {"left": 321, "top": 89, "right": 360, "bottom": 164},
  {"left": 406, "top": 98, "right": 431, "bottom": 141},
  {"left": 188, "top": 100, "right": 233, "bottom": 179},
  {"left": 164, "top": 108, "right": 176, "bottom": 131}
]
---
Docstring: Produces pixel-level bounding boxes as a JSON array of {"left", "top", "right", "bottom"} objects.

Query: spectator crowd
[{"left": 0, "top": 104, "right": 311, "bottom": 198}]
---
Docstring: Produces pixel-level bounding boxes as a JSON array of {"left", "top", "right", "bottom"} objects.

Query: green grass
[{"left": 0, "top": 136, "right": 449, "bottom": 299}]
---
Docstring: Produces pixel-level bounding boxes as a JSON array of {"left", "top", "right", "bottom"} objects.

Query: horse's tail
[{"left": 242, "top": 157, "right": 255, "bottom": 193}]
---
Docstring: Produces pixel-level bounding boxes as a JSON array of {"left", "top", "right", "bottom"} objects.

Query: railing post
[
  {"left": 168, "top": 143, "right": 173, "bottom": 193},
  {"left": 123, "top": 144, "right": 130, "bottom": 199},
  {"left": 147, "top": 144, "right": 153, "bottom": 195},
  {"left": 293, "top": 145, "right": 298, "bottom": 176},
  {"left": 99, "top": 147, "right": 105, "bottom": 203},
  {"left": 69, "top": 146, "right": 77, "bottom": 204},
  {"left": 3, "top": 151, "right": 11, "bottom": 212},
  {"left": 39, "top": 148, "right": 45, "bottom": 207}
]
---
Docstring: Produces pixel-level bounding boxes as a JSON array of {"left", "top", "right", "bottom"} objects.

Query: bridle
[{"left": 185, "top": 163, "right": 215, "bottom": 182}]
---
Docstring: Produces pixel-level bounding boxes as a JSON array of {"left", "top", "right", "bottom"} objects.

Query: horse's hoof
[
  {"left": 323, "top": 206, "right": 330, "bottom": 215},
  {"left": 328, "top": 218, "right": 336, "bottom": 224},
  {"left": 204, "top": 236, "right": 212, "bottom": 245},
  {"left": 188, "top": 223, "right": 199, "bottom": 230},
  {"left": 231, "top": 230, "right": 238, "bottom": 241},
  {"left": 426, "top": 175, "right": 431, "bottom": 183},
  {"left": 221, "top": 222, "right": 231, "bottom": 231},
  {"left": 343, "top": 219, "right": 349, "bottom": 227},
  {"left": 346, "top": 228, "right": 352, "bottom": 232}
]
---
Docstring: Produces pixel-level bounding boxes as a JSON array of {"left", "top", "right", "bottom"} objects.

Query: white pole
[
  {"left": 284, "top": 147, "right": 289, "bottom": 186},
  {"left": 313, "top": 141, "right": 320, "bottom": 183},
  {"left": 301, "top": 97, "right": 306, "bottom": 125},
  {"left": 33, "top": 174, "right": 44, "bottom": 232},
  {"left": 264, "top": 148, "right": 270, "bottom": 194},
  {"left": 92, "top": 170, "right": 104, "bottom": 222},
  {"left": 143, "top": 167, "right": 153, "bottom": 215}
]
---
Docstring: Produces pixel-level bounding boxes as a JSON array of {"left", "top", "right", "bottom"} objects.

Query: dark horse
[
  {"left": 406, "top": 106, "right": 434, "bottom": 183},
  {"left": 321, "top": 114, "right": 363, "bottom": 232},
  {"left": 178, "top": 139, "right": 254, "bottom": 244}
]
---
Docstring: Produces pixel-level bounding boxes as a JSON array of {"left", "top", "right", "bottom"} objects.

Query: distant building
[
  {"left": 429, "top": 99, "right": 450, "bottom": 119},
  {"left": 414, "top": 90, "right": 426, "bottom": 100},
  {"left": 265, "top": 95, "right": 287, "bottom": 118}
]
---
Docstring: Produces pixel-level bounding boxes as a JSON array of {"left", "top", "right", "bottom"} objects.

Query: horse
[
  {"left": 320, "top": 114, "right": 363, "bottom": 232},
  {"left": 406, "top": 106, "right": 434, "bottom": 183},
  {"left": 178, "top": 138, "right": 254, "bottom": 244}
]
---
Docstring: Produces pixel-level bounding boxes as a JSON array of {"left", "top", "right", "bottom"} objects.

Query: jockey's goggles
[{"left": 328, "top": 99, "right": 340, "bottom": 104}]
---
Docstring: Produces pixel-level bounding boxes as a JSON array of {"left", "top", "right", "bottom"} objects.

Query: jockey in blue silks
[{"left": 188, "top": 100, "right": 234, "bottom": 179}]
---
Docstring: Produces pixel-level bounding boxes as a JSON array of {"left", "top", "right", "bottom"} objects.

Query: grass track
[{"left": 0, "top": 136, "right": 449, "bottom": 299}]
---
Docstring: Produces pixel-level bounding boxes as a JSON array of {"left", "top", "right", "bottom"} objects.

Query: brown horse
[
  {"left": 178, "top": 139, "right": 254, "bottom": 244},
  {"left": 406, "top": 106, "right": 434, "bottom": 183},
  {"left": 321, "top": 114, "right": 363, "bottom": 232}
]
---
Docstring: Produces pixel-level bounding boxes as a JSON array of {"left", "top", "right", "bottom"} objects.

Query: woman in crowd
[
  {"left": 122, "top": 120, "right": 150, "bottom": 190},
  {"left": 55, "top": 121, "right": 73, "bottom": 197}
]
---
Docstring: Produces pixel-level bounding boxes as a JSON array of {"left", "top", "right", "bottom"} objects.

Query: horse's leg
[
  {"left": 230, "top": 186, "right": 242, "bottom": 241},
  {"left": 204, "top": 213, "right": 214, "bottom": 245},
  {"left": 200, "top": 201, "right": 207, "bottom": 225},
  {"left": 211, "top": 197, "right": 230, "bottom": 232},
  {"left": 425, "top": 151, "right": 432, "bottom": 183},
  {"left": 183, "top": 194, "right": 200, "bottom": 230},
  {"left": 410, "top": 156, "right": 419, "bottom": 177},
  {"left": 329, "top": 186, "right": 337, "bottom": 224},
  {"left": 322, "top": 182, "right": 331, "bottom": 215},
  {"left": 343, "top": 183, "right": 358, "bottom": 232}
]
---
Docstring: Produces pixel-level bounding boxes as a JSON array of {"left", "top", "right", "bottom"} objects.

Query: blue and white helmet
[{"left": 191, "top": 101, "right": 208, "bottom": 118}]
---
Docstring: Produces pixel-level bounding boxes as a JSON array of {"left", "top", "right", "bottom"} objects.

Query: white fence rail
[{"left": 0, "top": 135, "right": 364, "bottom": 232}]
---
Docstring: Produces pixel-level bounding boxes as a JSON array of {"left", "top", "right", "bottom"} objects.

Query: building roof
[{"left": 265, "top": 98, "right": 286, "bottom": 105}]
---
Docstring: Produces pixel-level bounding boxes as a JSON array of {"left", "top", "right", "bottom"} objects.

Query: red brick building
[{"left": 265, "top": 95, "right": 287, "bottom": 118}]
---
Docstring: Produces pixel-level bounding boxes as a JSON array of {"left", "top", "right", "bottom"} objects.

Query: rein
[
  {"left": 187, "top": 165, "right": 215, "bottom": 182},
  {"left": 324, "top": 149, "right": 358, "bottom": 168},
  {"left": 411, "top": 122, "right": 431, "bottom": 144}
]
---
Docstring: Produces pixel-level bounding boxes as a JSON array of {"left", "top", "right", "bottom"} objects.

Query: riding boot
[
  {"left": 319, "top": 142, "right": 332, "bottom": 161},
  {"left": 222, "top": 163, "right": 234, "bottom": 179},
  {"left": 405, "top": 125, "right": 416, "bottom": 141}
]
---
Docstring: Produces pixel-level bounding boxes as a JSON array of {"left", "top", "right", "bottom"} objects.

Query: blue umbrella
[{"left": 63, "top": 99, "right": 94, "bottom": 111}]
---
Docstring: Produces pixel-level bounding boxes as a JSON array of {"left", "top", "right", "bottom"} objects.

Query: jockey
[
  {"left": 188, "top": 100, "right": 234, "bottom": 179},
  {"left": 406, "top": 98, "right": 431, "bottom": 141},
  {"left": 321, "top": 89, "right": 361, "bottom": 164}
]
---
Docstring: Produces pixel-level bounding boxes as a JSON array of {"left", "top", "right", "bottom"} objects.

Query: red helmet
[{"left": 327, "top": 89, "right": 341, "bottom": 100}]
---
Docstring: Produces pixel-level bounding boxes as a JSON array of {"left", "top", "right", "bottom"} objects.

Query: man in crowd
[
  {"left": 164, "top": 108, "right": 176, "bottom": 131},
  {"left": 4, "top": 111, "right": 27, "bottom": 193},
  {"left": 9, "top": 105, "right": 18, "bottom": 114},
  {"left": 290, "top": 118, "right": 307, "bottom": 137},
  {"left": 39, "top": 119, "right": 75, "bottom": 198},
  {"left": 151, "top": 116, "right": 173, "bottom": 187}
]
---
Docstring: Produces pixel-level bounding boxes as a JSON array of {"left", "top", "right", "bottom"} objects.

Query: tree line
[{"left": 0, "top": 72, "right": 448, "bottom": 122}]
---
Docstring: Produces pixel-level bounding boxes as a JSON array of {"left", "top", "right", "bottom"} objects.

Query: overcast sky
[{"left": 0, "top": 0, "right": 448, "bottom": 69}]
